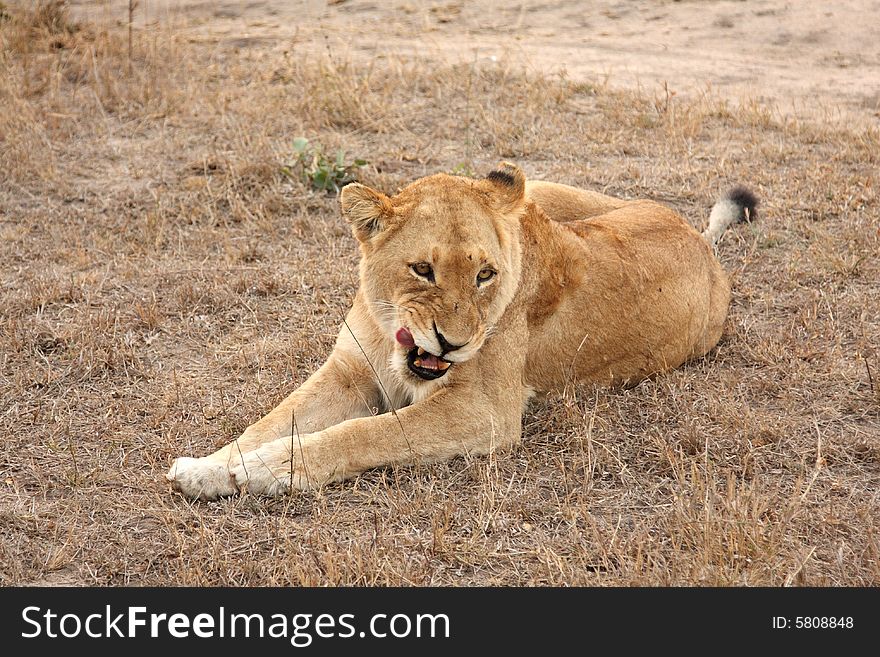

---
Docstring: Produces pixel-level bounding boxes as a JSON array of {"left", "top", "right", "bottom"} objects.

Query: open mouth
[
  {"left": 395, "top": 327, "right": 452, "bottom": 381},
  {"left": 406, "top": 346, "right": 452, "bottom": 380}
]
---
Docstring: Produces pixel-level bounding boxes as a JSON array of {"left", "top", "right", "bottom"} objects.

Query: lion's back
[{"left": 520, "top": 197, "right": 730, "bottom": 390}]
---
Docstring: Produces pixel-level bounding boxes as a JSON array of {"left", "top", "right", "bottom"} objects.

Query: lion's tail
[{"left": 702, "top": 187, "right": 759, "bottom": 246}]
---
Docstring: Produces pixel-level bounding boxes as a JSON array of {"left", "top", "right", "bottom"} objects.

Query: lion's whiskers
[{"left": 372, "top": 299, "right": 407, "bottom": 312}]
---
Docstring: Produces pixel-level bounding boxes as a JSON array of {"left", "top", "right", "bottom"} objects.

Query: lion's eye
[
  {"left": 411, "top": 262, "right": 434, "bottom": 281},
  {"left": 477, "top": 267, "right": 496, "bottom": 284}
]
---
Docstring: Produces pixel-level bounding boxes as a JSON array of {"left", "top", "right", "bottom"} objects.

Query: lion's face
[{"left": 341, "top": 164, "right": 525, "bottom": 384}]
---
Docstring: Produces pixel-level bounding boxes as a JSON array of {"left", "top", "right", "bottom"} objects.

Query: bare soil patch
[{"left": 92, "top": 0, "right": 880, "bottom": 124}]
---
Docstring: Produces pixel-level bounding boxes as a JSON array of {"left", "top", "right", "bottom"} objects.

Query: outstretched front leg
[
  {"left": 173, "top": 320, "right": 528, "bottom": 498},
  {"left": 166, "top": 345, "right": 381, "bottom": 499}
]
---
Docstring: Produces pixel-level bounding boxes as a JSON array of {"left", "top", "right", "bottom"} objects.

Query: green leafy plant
[
  {"left": 282, "top": 137, "right": 367, "bottom": 193},
  {"left": 450, "top": 161, "right": 476, "bottom": 177}
]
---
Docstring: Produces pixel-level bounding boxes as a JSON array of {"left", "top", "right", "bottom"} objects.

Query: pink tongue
[
  {"left": 420, "top": 354, "right": 440, "bottom": 369},
  {"left": 395, "top": 327, "right": 415, "bottom": 348}
]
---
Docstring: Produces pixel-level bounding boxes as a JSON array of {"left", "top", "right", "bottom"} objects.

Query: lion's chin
[{"left": 405, "top": 346, "right": 452, "bottom": 380}]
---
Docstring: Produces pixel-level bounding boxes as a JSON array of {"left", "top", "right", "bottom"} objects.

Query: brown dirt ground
[
  {"left": 83, "top": 0, "right": 880, "bottom": 124},
  {"left": 0, "top": 1, "right": 878, "bottom": 586}
]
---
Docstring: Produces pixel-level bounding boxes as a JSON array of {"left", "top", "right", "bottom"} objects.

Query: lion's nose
[{"left": 433, "top": 322, "right": 466, "bottom": 354}]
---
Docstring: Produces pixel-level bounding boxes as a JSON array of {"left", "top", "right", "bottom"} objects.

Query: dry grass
[{"left": 1, "top": 3, "right": 878, "bottom": 586}]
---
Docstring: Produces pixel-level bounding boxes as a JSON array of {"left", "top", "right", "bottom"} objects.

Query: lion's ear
[
  {"left": 484, "top": 162, "right": 526, "bottom": 213},
  {"left": 340, "top": 183, "right": 394, "bottom": 243}
]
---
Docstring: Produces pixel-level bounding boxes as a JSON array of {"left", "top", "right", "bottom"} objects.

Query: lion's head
[{"left": 340, "top": 163, "right": 526, "bottom": 384}]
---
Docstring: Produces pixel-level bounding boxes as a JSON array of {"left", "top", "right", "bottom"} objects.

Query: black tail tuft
[
  {"left": 726, "top": 186, "right": 759, "bottom": 223},
  {"left": 486, "top": 169, "right": 517, "bottom": 187}
]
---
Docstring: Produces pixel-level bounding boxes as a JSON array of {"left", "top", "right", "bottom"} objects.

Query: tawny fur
[{"left": 167, "top": 164, "right": 743, "bottom": 499}]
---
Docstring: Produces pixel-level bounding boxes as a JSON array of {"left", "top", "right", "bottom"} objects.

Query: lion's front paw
[
  {"left": 226, "top": 444, "right": 320, "bottom": 496},
  {"left": 229, "top": 452, "right": 305, "bottom": 496},
  {"left": 166, "top": 457, "right": 239, "bottom": 500}
]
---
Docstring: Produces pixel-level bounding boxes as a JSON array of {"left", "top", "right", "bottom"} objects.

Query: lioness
[{"left": 167, "top": 164, "right": 756, "bottom": 499}]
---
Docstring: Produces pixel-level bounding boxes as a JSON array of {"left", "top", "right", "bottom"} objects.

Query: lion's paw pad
[{"left": 166, "top": 457, "right": 238, "bottom": 500}]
